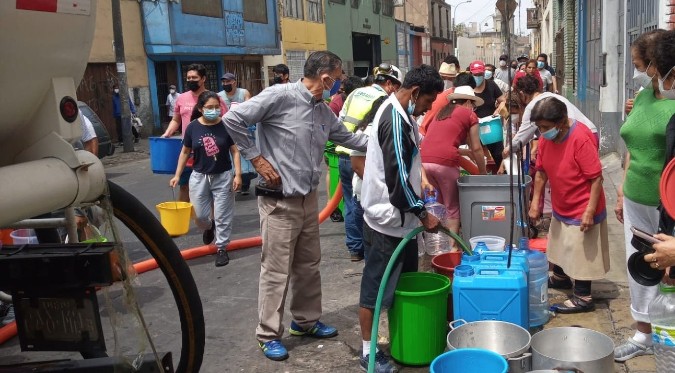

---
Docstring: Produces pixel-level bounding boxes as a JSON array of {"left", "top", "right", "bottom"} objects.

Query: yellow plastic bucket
[{"left": 156, "top": 201, "right": 193, "bottom": 236}]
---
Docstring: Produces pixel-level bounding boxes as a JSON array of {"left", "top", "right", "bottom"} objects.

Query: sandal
[
  {"left": 550, "top": 295, "right": 595, "bottom": 314},
  {"left": 548, "top": 275, "right": 573, "bottom": 290}
]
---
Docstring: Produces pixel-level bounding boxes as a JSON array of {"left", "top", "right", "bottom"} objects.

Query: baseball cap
[
  {"left": 517, "top": 54, "right": 529, "bottom": 62},
  {"left": 469, "top": 61, "right": 485, "bottom": 75},
  {"left": 221, "top": 72, "right": 236, "bottom": 81},
  {"left": 499, "top": 54, "right": 509, "bottom": 61}
]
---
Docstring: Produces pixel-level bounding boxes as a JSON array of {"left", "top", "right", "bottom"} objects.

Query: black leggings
[
  {"left": 485, "top": 141, "right": 504, "bottom": 169},
  {"left": 553, "top": 265, "right": 592, "bottom": 297}
]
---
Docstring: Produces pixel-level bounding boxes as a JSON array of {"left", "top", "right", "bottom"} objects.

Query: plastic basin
[
  {"left": 479, "top": 116, "right": 503, "bottom": 145},
  {"left": 430, "top": 348, "right": 508, "bottom": 373},
  {"left": 10, "top": 229, "right": 38, "bottom": 245},
  {"left": 431, "top": 251, "right": 463, "bottom": 279},
  {"left": 149, "top": 137, "right": 183, "bottom": 174},
  {"left": 469, "top": 236, "right": 506, "bottom": 252}
]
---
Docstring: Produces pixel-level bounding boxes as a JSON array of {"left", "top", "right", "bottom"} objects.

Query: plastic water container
[
  {"left": 149, "top": 137, "right": 183, "bottom": 174},
  {"left": 430, "top": 348, "right": 508, "bottom": 373},
  {"left": 515, "top": 237, "right": 550, "bottom": 327},
  {"left": 478, "top": 115, "right": 504, "bottom": 145},
  {"left": 470, "top": 235, "right": 506, "bottom": 252},
  {"left": 479, "top": 251, "right": 530, "bottom": 278},
  {"left": 453, "top": 264, "right": 529, "bottom": 329},
  {"left": 649, "top": 284, "right": 675, "bottom": 371},
  {"left": 10, "top": 229, "right": 38, "bottom": 245},
  {"left": 423, "top": 193, "right": 450, "bottom": 256}
]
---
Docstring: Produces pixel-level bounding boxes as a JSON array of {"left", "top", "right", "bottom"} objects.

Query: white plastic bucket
[
  {"left": 469, "top": 235, "right": 506, "bottom": 252},
  {"left": 10, "top": 229, "right": 38, "bottom": 245}
]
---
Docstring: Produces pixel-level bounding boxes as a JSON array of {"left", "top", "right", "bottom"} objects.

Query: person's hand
[
  {"left": 161, "top": 132, "right": 171, "bottom": 138},
  {"left": 421, "top": 180, "right": 435, "bottom": 197},
  {"left": 75, "top": 215, "right": 88, "bottom": 229},
  {"left": 169, "top": 177, "right": 179, "bottom": 188},
  {"left": 252, "top": 156, "right": 282, "bottom": 187},
  {"left": 502, "top": 146, "right": 511, "bottom": 159},
  {"left": 646, "top": 234, "right": 675, "bottom": 270},
  {"left": 232, "top": 174, "right": 242, "bottom": 191},
  {"left": 528, "top": 204, "right": 540, "bottom": 221},
  {"left": 421, "top": 213, "right": 441, "bottom": 233},
  {"left": 625, "top": 99, "right": 634, "bottom": 115},
  {"left": 580, "top": 209, "right": 595, "bottom": 232},
  {"left": 615, "top": 195, "right": 624, "bottom": 224}
]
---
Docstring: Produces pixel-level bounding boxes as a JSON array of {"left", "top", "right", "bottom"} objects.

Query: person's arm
[
  {"left": 163, "top": 113, "right": 181, "bottom": 138},
  {"left": 229, "top": 144, "right": 242, "bottom": 191},
  {"left": 421, "top": 167, "right": 434, "bottom": 196},
  {"left": 83, "top": 138, "right": 98, "bottom": 156},
  {"left": 505, "top": 102, "right": 538, "bottom": 155},
  {"left": 328, "top": 110, "right": 368, "bottom": 152},
  {"left": 529, "top": 170, "right": 548, "bottom": 221},
  {"left": 651, "top": 234, "right": 675, "bottom": 269},
  {"left": 468, "top": 124, "right": 486, "bottom": 174},
  {"left": 615, "top": 152, "right": 630, "bottom": 224},
  {"left": 581, "top": 176, "right": 604, "bottom": 232},
  {"left": 129, "top": 97, "right": 136, "bottom": 115},
  {"left": 551, "top": 74, "right": 558, "bottom": 94},
  {"left": 575, "top": 137, "right": 605, "bottom": 231},
  {"left": 243, "top": 89, "right": 251, "bottom": 101},
  {"left": 169, "top": 145, "right": 192, "bottom": 187},
  {"left": 351, "top": 155, "right": 366, "bottom": 178}
]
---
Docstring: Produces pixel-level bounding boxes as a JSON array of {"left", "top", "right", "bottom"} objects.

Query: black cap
[
  {"left": 499, "top": 54, "right": 509, "bottom": 61},
  {"left": 517, "top": 54, "right": 529, "bottom": 61}
]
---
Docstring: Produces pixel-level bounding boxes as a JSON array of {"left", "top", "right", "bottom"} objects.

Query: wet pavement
[{"left": 0, "top": 141, "right": 658, "bottom": 372}]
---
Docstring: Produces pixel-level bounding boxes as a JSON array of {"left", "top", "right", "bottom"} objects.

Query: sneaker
[
  {"left": 614, "top": 338, "right": 653, "bottom": 362},
  {"left": 215, "top": 250, "right": 229, "bottom": 267},
  {"left": 359, "top": 350, "right": 398, "bottom": 373},
  {"left": 1, "top": 305, "right": 14, "bottom": 326},
  {"left": 289, "top": 320, "right": 338, "bottom": 338},
  {"left": 350, "top": 252, "right": 364, "bottom": 262},
  {"left": 258, "top": 339, "right": 289, "bottom": 361},
  {"left": 202, "top": 220, "right": 215, "bottom": 245}
]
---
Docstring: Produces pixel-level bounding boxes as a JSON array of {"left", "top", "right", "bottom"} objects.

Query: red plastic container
[
  {"left": 431, "top": 251, "right": 463, "bottom": 279},
  {"left": 529, "top": 238, "right": 547, "bottom": 253}
]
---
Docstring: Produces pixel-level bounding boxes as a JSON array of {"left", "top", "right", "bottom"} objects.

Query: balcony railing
[{"left": 527, "top": 8, "right": 540, "bottom": 29}]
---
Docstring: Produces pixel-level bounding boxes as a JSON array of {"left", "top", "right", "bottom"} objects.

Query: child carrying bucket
[{"left": 170, "top": 91, "right": 242, "bottom": 267}]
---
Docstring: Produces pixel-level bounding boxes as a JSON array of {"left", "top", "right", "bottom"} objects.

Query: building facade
[
  {"left": 394, "top": 0, "right": 431, "bottom": 74},
  {"left": 429, "top": 0, "right": 453, "bottom": 69}
]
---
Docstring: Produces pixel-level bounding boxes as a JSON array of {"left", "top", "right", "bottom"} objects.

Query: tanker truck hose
[{"left": 367, "top": 227, "right": 471, "bottom": 373}]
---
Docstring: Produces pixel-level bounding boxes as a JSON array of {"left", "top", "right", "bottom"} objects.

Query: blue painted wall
[{"left": 141, "top": 0, "right": 280, "bottom": 56}]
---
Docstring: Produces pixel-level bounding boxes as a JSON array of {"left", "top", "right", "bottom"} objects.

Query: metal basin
[{"left": 531, "top": 327, "right": 614, "bottom": 373}]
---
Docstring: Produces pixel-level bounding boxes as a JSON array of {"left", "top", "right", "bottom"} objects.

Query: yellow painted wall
[
  {"left": 280, "top": 17, "right": 327, "bottom": 53},
  {"left": 88, "top": 0, "right": 148, "bottom": 86}
]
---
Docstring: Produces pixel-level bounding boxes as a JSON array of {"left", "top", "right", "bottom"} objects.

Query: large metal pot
[
  {"left": 531, "top": 327, "right": 614, "bottom": 373},
  {"left": 447, "top": 320, "right": 532, "bottom": 373}
]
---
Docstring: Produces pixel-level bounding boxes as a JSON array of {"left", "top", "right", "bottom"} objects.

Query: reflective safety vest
[{"left": 335, "top": 84, "right": 387, "bottom": 154}]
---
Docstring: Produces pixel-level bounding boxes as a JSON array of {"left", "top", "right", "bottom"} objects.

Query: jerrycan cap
[
  {"left": 454, "top": 264, "right": 475, "bottom": 277},
  {"left": 462, "top": 253, "right": 481, "bottom": 262}
]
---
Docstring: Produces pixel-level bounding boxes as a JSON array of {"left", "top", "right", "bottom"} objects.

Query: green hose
[{"left": 367, "top": 226, "right": 471, "bottom": 373}]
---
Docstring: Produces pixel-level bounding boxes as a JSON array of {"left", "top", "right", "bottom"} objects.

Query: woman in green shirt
[{"left": 614, "top": 29, "right": 675, "bottom": 362}]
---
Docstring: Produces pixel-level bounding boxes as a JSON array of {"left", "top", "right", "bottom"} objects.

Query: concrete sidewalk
[{"left": 0, "top": 148, "right": 657, "bottom": 372}]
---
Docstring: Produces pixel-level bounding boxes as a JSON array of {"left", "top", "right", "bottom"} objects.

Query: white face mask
[
  {"left": 633, "top": 63, "right": 654, "bottom": 89},
  {"left": 499, "top": 60, "right": 507, "bottom": 67},
  {"left": 169, "top": 89, "right": 176, "bottom": 94},
  {"left": 659, "top": 67, "right": 675, "bottom": 100},
  {"left": 114, "top": 89, "right": 120, "bottom": 94}
]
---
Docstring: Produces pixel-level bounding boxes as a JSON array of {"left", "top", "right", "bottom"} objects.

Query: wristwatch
[{"left": 416, "top": 209, "right": 428, "bottom": 220}]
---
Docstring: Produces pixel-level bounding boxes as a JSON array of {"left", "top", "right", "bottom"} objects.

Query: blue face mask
[
  {"left": 473, "top": 75, "right": 484, "bottom": 86},
  {"left": 203, "top": 108, "right": 221, "bottom": 121},
  {"left": 330, "top": 79, "right": 342, "bottom": 96},
  {"left": 484, "top": 71, "right": 494, "bottom": 80},
  {"left": 407, "top": 93, "right": 418, "bottom": 116},
  {"left": 541, "top": 127, "right": 559, "bottom": 140},
  {"left": 537, "top": 61, "right": 545, "bottom": 69}
]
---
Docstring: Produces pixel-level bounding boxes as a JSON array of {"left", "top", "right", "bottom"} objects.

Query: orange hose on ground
[
  {"left": 458, "top": 156, "right": 479, "bottom": 175},
  {"left": 0, "top": 182, "right": 346, "bottom": 343}
]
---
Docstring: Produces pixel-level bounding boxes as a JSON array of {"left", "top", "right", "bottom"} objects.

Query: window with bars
[
  {"left": 382, "top": 0, "right": 394, "bottom": 16},
  {"left": 180, "top": 62, "right": 220, "bottom": 93},
  {"left": 373, "top": 0, "right": 381, "bottom": 14},
  {"left": 284, "top": 0, "right": 304, "bottom": 19},
  {"left": 244, "top": 0, "right": 268, "bottom": 23},
  {"left": 308, "top": 0, "right": 323, "bottom": 23},
  {"left": 286, "top": 50, "right": 307, "bottom": 81},
  {"left": 181, "top": 0, "right": 222, "bottom": 18}
]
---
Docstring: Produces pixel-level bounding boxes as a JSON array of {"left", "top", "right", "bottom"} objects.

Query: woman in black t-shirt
[
  {"left": 170, "top": 91, "right": 242, "bottom": 267},
  {"left": 470, "top": 60, "right": 507, "bottom": 169}
]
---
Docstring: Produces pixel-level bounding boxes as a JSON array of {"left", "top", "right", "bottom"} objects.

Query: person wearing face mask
[
  {"left": 272, "top": 63, "right": 290, "bottom": 85},
  {"left": 165, "top": 84, "right": 179, "bottom": 123},
  {"left": 334, "top": 63, "right": 401, "bottom": 262},
  {"left": 470, "top": 60, "right": 507, "bottom": 171},
  {"left": 162, "top": 64, "right": 228, "bottom": 202},
  {"left": 528, "top": 96, "right": 609, "bottom": 315},
  {"left": 357, "top": 65, "right": 443, "bottom": 373},
  {"left": 222, "top": 51, "right": 368, "bottom": 362},
  {"left": 419, "top": 69, "right": 478, "bottom": 137},
  {"left": 537, "top": 53, "right": 558, "bottom": 92},
  {"left": 421, "top": 86, "right": 487, "bottom": 241},
  {"left": 495, "top": 54, "right": 515, "bottom": 84},
  {"left": 536, "top": 57, "right": 555, "bottom": 93},
  {"left": 613, "top": 28, "right": 675, "bottom": 363},
  {"left": 112, "top": 84, "right": 137, "bottom": 145},
  {"left": 485, "top": 63, "right": 509, "bottom": 94},
  {"left": 218, "top": 72, "right": 251, "bottom": 109},
  {"left": 169, "top": 91, "right": 242, "bottom": 267}
]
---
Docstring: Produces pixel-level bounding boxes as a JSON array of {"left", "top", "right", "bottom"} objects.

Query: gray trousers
[
  {"left": 189, "top": 170, "right": 234, "bottom": 250},
  {"left": 255, "top": 190, "right": 322, "bottom": 342}
]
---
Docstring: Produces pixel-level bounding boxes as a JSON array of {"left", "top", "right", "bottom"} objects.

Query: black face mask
[
  {"left": 273, "top": 76, "right": 283, "bottom": 84},
  {"left": 186, "top": 80, "right": 200, "bottom": 92},
  {"left": 223, "top": 84, "right": 233, "bottom": 93}
]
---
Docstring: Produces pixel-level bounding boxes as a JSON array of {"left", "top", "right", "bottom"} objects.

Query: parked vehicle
[{"left": 77, "top": 101, "right": 115, "bottom": 159}]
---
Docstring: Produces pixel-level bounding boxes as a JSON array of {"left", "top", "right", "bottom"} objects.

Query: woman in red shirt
[
  {"left": 421, "top": 86, "right": 487, "bottom": 238},
  {"left": 528, "top": 96, "right": 609, "bottom": 314}
]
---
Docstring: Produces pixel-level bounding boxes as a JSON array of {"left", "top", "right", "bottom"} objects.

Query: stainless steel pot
[
  {"left": 531, "top": 327, "right": 614, "bottom": 373},
  {"left": 447, "top": 320, "right": 532, "bottom": 373}
]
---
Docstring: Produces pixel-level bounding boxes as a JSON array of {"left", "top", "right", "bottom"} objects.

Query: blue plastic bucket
[
  {"left": 149, "top": 137, "right": 182, "bottom": 174},
  {"left": 479, "top": 116, "right": 503, "bottom": 145},
  {"left": 430, "top": 348, "right": 508, "bottom": 373}
]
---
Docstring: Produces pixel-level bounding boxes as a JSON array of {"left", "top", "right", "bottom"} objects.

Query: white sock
[
  {"left": 633, "top": 330, "right": 652, "bottom": 346},
  {"left": 363, "top": 340, "right": 379, "bottom": 357}
]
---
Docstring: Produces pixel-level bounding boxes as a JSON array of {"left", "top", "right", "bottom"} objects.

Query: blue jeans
[{"left": 338, "top": 156, "right": 364, "bottom": 255}]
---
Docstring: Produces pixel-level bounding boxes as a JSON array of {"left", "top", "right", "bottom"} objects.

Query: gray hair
[{"left": 304, "top": 51, "right": 342, "bottom": 79}]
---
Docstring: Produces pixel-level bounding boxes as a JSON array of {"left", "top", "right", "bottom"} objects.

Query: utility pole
[
  {"left": 403, "top": 1, "right": 408, "bottom": 72},
  {"left": 112, "top": 0, "right": 134, "bottom": 152}
]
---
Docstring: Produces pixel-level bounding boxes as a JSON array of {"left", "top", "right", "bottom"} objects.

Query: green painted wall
[{"left": 324, "top": 1, "right": 397, "bottom": 72}]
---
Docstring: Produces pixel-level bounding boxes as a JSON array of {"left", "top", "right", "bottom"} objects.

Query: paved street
[{"left": 0, "top": 140, "right": 658, "bottom": 372}]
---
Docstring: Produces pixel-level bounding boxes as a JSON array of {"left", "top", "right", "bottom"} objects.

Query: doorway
[{"left": 352, "top": 33, "right": 381, "bottom": 78}]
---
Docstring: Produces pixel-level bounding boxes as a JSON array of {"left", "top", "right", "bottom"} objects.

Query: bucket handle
[
  {"left": 448, "top": 319, "right": 467, "bottom": 331},
  {"left": 507, "top": 352, "right": 531, "bottom": 368}
]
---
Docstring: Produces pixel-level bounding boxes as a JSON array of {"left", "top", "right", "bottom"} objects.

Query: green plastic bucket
[
  {"left": 388, "top": 272, "right": 451, "bottom": 365},
  {"left": 325, "top": 152, "right": 344, "bottom": 213}
]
